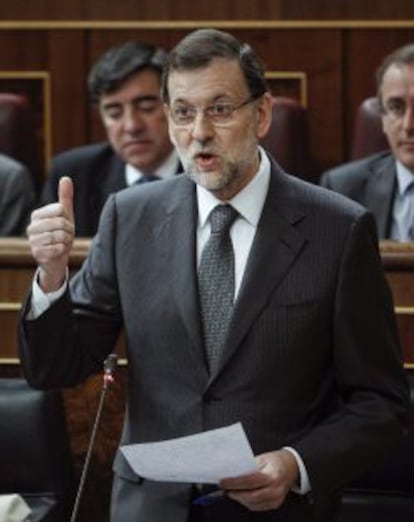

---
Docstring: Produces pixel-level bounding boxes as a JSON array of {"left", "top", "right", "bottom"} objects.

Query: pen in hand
[{"left": 193, "top": 490, "right": 226, "bottom": 506}]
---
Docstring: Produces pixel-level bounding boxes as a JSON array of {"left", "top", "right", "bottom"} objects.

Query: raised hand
[{"left": 27, "top": 176, "right": 75, "bottom": 292}]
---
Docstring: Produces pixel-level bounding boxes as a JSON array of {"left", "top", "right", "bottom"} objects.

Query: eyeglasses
[{"left": 168, "top": 95, "right": 260, "bottom": 127}]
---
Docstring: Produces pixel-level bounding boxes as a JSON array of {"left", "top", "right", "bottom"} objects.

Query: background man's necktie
[
  {"left": 136, "top": 174, "right": 160, "bottom": 184},
  {"left": 198, "top": 204, "right": 238, "bottom": 374}
]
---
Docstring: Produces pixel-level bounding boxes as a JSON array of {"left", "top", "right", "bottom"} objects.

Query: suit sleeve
[
  {"left": 294, "top": 211, "right": 410, "bottom": 513},
  {"left": 19, "top": 194, "right": 123, "bottom": 388},
  {"left": 0, "top": 163, "right": 35, "bottom": 236}
]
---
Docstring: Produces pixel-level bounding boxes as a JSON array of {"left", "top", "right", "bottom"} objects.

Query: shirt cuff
[
  {"left": 29, "top": 267, "right": 68, "bottom": 319},
  {"left": 283, "top": 446, "right": 311, "bottom": 495}
]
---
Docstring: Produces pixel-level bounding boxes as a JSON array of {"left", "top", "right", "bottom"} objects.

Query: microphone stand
[{"left": 69, "top": 354, "right": 118, "bottom": 522}]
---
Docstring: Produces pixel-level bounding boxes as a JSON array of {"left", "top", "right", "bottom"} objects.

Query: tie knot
[{"left": 209, "top": 205, "right": 238, "bottom": 234}]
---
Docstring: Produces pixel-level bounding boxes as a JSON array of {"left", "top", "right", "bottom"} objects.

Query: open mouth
[{"left": 194, "top": 152, "right": 218, "bottom": 170}]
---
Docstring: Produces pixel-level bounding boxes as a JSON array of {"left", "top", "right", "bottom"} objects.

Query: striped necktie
[{"left": 198, "top": 204, "right": 238, "bottom": 374}]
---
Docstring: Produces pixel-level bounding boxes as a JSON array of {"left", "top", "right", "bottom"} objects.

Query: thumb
[{"left": 58, "top": 176, "right": 74, "bottom": 222}]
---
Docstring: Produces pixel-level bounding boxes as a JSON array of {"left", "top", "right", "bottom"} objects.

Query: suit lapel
[
  {"left": 88, "top": 153, "right": 126, "bottom": 234},
  {"left": 161, "top": 178, "right": 207, "bottom": 373},
  {"left": 162, "top": 169, "right": 307, "bottom": 381},
  {"left": 213, "top": 167, "right": 307, "bottom": 379},
  {"left": 102, "top": 155, "right": 127, "bottom": 193},
  {"left": 364, "top": 155, "right": 396, "bottom": 239}
]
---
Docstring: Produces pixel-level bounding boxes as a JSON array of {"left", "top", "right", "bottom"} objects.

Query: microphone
[
  {"left": 70, "top": 353, "right": 118, "bottom": 522},
  {"left": 103, "top": 353, "right": 118, "bottom": 387}
]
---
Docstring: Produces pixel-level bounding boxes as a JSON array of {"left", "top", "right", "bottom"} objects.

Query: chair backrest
[
  {"left": 350, "top": 96, "right": 390, "bottom": 160},
  {"left": 259, "top": 96, "right": 314, "bottom": 181},
  {"left": 0, "top": 93, "right": 41, "bottom": 193},
  {"left": 0, "top": 378, "right": 74, "bottom": 521}
]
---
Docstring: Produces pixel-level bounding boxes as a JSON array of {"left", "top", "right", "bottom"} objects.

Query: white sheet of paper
[{"left": 120, "top": 422, "right": 257, "bottom": 483}]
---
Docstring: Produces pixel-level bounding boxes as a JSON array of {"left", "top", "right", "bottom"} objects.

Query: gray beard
[{"left": 184, "top": 162, "right": 242, "bottom": 193}]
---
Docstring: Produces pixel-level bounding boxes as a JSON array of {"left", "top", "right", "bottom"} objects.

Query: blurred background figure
[
  {"left": 0, "top": 152, "right": 35, "bottom": 236},
  {"left": 321, "top": 44, "right": 414, "bottom": 241},
  {"left": 42, "top": 41, "right": 181, "bottom": 236}
]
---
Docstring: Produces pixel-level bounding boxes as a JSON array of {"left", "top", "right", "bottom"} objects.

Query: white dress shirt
[
  {"left": 196, "top": 148, "right": 270, "bottom": 298},
  {"left": 391, "top": 160, "right": 414, "bottom": 241}
]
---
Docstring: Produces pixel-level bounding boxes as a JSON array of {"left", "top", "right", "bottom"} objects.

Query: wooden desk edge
[
  {"left": 1, "top": 238, "right": 414, "bottom": 268},
  {"left": 0, "top": 237, "right": 91, "bottom": 267}
]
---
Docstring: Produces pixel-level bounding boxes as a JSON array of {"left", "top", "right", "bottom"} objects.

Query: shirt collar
[
  {"left": 197, "top": 146, "right": 271, "bottom": 227},
  {"left": 395, "top": 159, "right": 414, "bottom": 195},
  {"left": 125, "top": 149, "right": 179, "bottom": 186}
]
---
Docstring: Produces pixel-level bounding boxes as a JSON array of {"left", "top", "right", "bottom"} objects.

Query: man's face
[
  {"left": 165, "top": 58, "right": 272, "bottom": 200},
  {"left": 99, "top": 69, "right": 173, "bottom": 173},
  {"left": 381, "top": 63, "right": 414, "bottom": 170}
]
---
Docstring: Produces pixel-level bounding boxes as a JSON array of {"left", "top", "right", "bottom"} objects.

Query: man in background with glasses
[
  {"left": 321, "top": 44, "right": 414, "bottom": 241},
  {"left": 41, "top": 41, "right": 181, "bottom": 236},
  {"left": 20, "top": 29, "right": 408, "bottom": 522}
]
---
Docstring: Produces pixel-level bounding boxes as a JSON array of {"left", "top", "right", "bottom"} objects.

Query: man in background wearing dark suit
[
  {"left": 0, "top": 152, "right": 35, "bottom": 236},
  {"left": 21, "top": 29, "right": 408, "bottom": 522},
  {"left": 321, "top": 44, "right": 414, "bottom": 241},
  {"left": 42, "top": 41, "right": 181, "bottom": 236}
]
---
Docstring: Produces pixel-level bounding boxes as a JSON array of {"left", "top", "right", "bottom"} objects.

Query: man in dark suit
[
  {"left": 42, "top": 41, "right": 181, "bottom": 236},
  {"left": 321, "top": 44, "right": 414, "bottom": 240},
  {"left": 0, "top": 152, "right": 35, "bottom": 236},
  {"left": 20, "top": 29, "right": 408, "bottom": 522}
]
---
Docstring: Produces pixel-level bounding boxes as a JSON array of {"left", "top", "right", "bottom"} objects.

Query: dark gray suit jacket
[
  {"left": 320, "top": 151, "right": 396, "bottom": 239},
  {"left": 20, "top": 157, "right": 409, "bottom": 522},
  {"left": 42, "top": 142, "right": 182, "bottom": 237},
  {"left": 42, "top": 143, "right": 126, "bottom": 237},
  {"left": 0, "top": 153, "right": 35, "bottom": 236}
]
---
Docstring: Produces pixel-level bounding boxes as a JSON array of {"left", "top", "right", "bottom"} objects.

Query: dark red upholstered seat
[
  {"left": 350, "top": 96, "right": 389, "bottom": 160},
  {"left": 0, "top": 93, "right": 41, "bottom": 193},
  {"left": 259, "top": 96, "right": 314, "bottom": 181}
]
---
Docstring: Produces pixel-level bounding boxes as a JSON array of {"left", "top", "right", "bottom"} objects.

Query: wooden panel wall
[
  {"left": 0, "top": 0, "right": 413, "bottom": 184},
  {"left": 2, "top": 0, "right": 414, "bottom": 21},
  {"left": 0, "top": 23, "right": 413, "bottom": 184}
]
